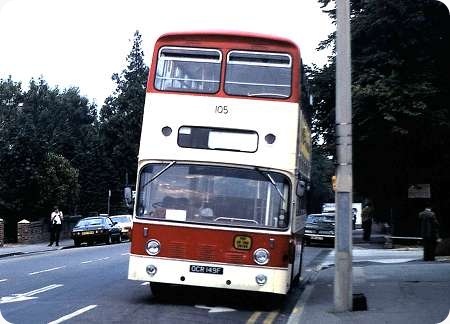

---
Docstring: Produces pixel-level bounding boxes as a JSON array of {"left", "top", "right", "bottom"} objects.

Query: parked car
[
  {"left": 71, "top": 216, "right": 122, "bottom": 247},
  {"left": 109, "top": 214, "right": 133, "bottom": 240},
  {"left": 304, "top": 213, "right": 335, "bottom": 245}
]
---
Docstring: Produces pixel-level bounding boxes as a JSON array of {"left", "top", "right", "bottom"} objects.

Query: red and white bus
[{"left": 128, "top": 31, "right": 312, "bottom": 296}]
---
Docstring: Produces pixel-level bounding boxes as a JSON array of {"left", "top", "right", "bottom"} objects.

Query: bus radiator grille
[
  {"left": 224, "top": 252, "right": 246, "bottom": 264},
  {"left": 168, "top": 242, "right": 186, "bottom": 258},
  {"left": 198, "top": 244, "right": 216, "bottom": 261}
]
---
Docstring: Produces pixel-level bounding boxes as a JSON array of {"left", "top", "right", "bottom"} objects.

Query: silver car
[{"left": 109, "top": 214, "right": 133, "bottom": 240}]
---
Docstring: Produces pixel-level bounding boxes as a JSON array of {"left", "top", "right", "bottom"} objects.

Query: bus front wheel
[{"left": 150, "top": 282, "right": 168, "bottom": 299}]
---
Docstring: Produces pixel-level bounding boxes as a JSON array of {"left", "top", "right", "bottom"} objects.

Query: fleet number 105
[{"left": 215, "top": 105, "right": 228, "bottom": 114}]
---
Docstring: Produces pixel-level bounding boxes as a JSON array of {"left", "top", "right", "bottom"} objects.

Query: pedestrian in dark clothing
[
  {"left": 48, "top": 206, "right": 64, "bottom": 246},
  {"left": 361, "top": 203, "right": 373, "bottom": 241},
  {"left": 419, "top": 207, "right": 439, "bottom": 261}
]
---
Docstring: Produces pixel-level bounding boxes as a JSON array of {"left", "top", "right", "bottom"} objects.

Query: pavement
[
  {"left": 0, "top": 239, "right": 74, "bottom": 258},
  {"left": 1, "top": 233, "right": 450, "bottom": 324},
  {"left": 290, "top": 230, "right": 450, "bottom": 324}
]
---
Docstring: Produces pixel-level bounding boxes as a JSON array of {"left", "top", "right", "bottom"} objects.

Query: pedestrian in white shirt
[{"left": 48, "top": 206, "right": 63, "bottom": 246}]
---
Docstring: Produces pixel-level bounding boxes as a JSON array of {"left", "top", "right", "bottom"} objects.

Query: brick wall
[
  {"left": 17, "top": 219, "right": 75, "bottom": 244},
  {"left": 17, "top": 216, "right": 81, "bottom": 244}
]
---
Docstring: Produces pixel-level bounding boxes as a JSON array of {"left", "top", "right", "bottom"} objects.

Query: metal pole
[
  {"left": 108, "top": 189, "right": 111, "bottom": 216},
  {"left": 334, "top": 0, "right": 353, "bottom": 312}
]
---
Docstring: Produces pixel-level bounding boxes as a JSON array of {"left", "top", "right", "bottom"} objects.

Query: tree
[
  {"left": 21, "top": 78, "right": 100, "bottom": 216},
  {"left": 308, "top": 149, "right": 335, "bottom": 213},
  {"left": 37, "top": 152, "right": 80, "bottom": 215},
  {"left": 312, "top": 0, "right": 450, "bottom": 234},
  {"left": 0, "top": 77, "right": 100, "bottom": 241},
  {"left": 99, "top": 31, "right": 149, "bottom": 213}
]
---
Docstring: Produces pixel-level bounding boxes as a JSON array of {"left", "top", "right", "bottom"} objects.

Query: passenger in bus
[{"left": 199, "top": 206, "right": 214, "bottom": 218}]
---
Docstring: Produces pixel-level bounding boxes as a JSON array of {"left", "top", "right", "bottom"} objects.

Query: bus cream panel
[
  {"left": 139, "top": 93, "right": 300, "bottom": 173},
  {"left": 128, "top": 255, "right": 290, "bottom": 294}
]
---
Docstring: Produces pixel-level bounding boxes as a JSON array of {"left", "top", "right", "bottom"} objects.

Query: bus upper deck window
[
  {"left": 155, "top": 47, "right": 222, "bottom": 94},
  {"left": 225, "top": 51, "right": 292, "bottom": 99}
]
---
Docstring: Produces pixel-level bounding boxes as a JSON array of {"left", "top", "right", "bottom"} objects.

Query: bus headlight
[
  {"left": 145, "top": 239, "right": 161, "bottom": 256},
  {"left": 253, "top": 248, "right": 270, "bottom": 265}
]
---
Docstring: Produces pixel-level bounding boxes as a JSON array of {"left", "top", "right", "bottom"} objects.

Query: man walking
[
  {"left": 49, "top": 206, "right": 64, "bottom": 246},
  {"left": 361, "top": 202, "right": 373, "bottom": 241},
  {"left": 419, "top": 206, "right": 439, "bottom": 261}
]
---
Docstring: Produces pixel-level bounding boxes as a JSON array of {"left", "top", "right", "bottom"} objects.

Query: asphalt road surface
[{"left": 0, "top": 241, "right": 330, "bottom": 324}]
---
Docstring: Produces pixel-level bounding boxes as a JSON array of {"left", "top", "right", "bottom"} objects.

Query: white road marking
[
  {"left": 0, "top": 284, "right": 63, "bottom": 304},
  {"left": 81, "top": 257, "right": 110, "bottom": 264},
  {"left": 140, "top": 282, "right": 150, "bottom": 286},
  {"left": 195, "top": 305, "right": 236, "bottom": 313},
  {"left": 121, "top": 253, "right": 130, "bottom": 256},
  {"left": 0, "top": 279, "right": 7, "bottom": 283},
  {"left": 47, "top": 305, "right": 97, "bottom": 324},
  {"left": 29, "top": 266, "right": 66, "bottom": 275},
  {"left": 0, "top": 309, "right": 13, "bottom": 324}
]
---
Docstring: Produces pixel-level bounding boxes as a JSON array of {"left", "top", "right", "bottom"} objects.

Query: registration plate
[
  {"left": 82, "top": 231, "right": 94, "bottom": 235},
  {"left": 189, "top": 265, "right": 223, "bottom": 275},
  {"left": 311, "top": 236, "right": 324, "bottom": 240}
]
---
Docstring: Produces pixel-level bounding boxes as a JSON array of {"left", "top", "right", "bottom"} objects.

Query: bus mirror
[
  {"left": 124, "top": 187, "right": 134, "bottom": 209},
  {"left": 296, "top": 181, "right": 306, "bottom": 197}
]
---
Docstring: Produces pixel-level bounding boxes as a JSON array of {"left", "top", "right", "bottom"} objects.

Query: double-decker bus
[{"left": 128, "top": 31, "right": 312, "bottom": 296}]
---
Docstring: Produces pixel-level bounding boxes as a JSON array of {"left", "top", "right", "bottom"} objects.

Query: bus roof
[{"left": 155, "top": 31, "right": 300, "bottom": 56}]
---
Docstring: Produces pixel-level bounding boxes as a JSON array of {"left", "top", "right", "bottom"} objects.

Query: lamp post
[
  {"left": 107, "top": 189, "right": 111, "bottom": 216},
  {"left": 334, "top": 0, "right": 353, "bottom": 312}
]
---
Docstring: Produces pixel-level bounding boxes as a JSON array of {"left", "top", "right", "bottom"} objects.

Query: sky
[{"left": 0, "top": 0, "right": 334, "bottom": 105}]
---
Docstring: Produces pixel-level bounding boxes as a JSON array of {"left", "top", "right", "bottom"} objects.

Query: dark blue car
[
  {"left": 304, "top": 213, "right": 335, "bottom": 245},
  {"left": 71, "top": 216, "right": 122, "bottom": 247}
]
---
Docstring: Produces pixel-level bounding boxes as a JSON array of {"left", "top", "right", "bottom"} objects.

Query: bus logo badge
[{"left": 234, "top": 235, "right": 252, "bottom": 250}]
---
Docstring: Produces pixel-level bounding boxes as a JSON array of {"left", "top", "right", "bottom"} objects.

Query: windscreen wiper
[
  {"left": 141, "top": 161, "right": 176, "bottom": 189},
  {"left": 256, "top": 168, "right": 285, "bottom": 201}
]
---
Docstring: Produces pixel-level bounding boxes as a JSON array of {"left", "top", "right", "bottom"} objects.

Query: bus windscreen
[
  {"left": 155, "top": 47, "right": 221, "bottom": 94},
  {"left": 136, "top": 164, "right": 290, "bottom": 230},
  {"left": 225, "top": 51, "right": 292, "bottom": 99}
]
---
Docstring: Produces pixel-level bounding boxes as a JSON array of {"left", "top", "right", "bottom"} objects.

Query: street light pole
[
  {"left": 107, "top": 189, "right": 111, "bottom": 216},
  {"left": 334, "top": 0, "right": 353, "bottom": 312}
]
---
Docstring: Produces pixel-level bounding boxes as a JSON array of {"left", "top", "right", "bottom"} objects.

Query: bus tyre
[
  {"left": 74, "top": 240, "right": 81, "bottom": 247},
  {"left": 150, "top": 282, "right": 168, "bottom": 299},
  {"left": 305, "top": 238, "right": 310, "bottom": 246},
  {"left": 269, "top": 293, "right": 286, "bottom": 307}
]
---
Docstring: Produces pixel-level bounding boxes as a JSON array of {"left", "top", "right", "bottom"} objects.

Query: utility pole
[
  {"left": 335, "top": 0, "right": 353, "bottom": 312},
  {"left": 107, "top": 189, "right": 111, "bottom": 216}
]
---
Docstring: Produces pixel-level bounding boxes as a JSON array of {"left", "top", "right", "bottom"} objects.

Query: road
[
  {"left": 0, "top": 241, "right": 329, "bottom": 324},
  {"left": 0, "top": 234, "right": 422, "bottom": 324}
]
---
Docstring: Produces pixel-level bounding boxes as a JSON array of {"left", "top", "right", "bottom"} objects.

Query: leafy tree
[
  {"left": 21, "top": 79, "right": 100, "bottom": 216},
  {"left": 312, "top": 0, "right": 450, "bottom": 234},
  {"left": 99, "top": 31, "right": 149, "bottom": 213},
  {"left": 308, "top": 149, "right": 335, "bottom": 213},
  {"left": 37, "top": 152, "right": 80, "bottom": 215},
  {"left": 0, "top": 77, "right": 100, "bottom": 241}
]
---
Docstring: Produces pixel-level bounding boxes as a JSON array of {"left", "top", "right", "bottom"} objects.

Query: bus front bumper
[{"left": 128, "top": 254, "right": 291, "bottom": 295}]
